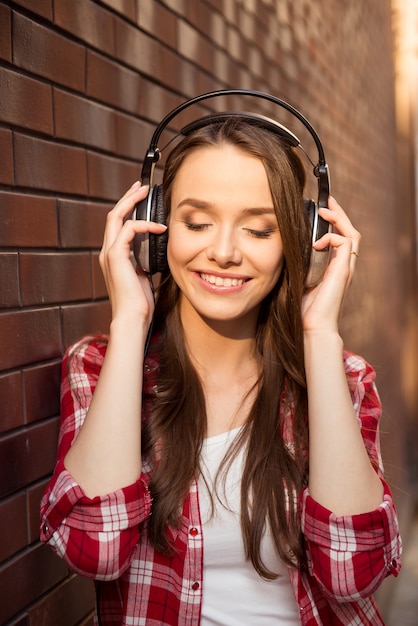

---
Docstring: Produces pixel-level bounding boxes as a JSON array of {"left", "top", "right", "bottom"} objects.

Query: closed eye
[
  {"left": 244, "top": 228, "right": 275, "bottom": 238},
  {"left": 184, "top": 221, "right": 211, "bottom": 231}
]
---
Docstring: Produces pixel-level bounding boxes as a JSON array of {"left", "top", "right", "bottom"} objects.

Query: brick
[
  {"left": 0, "top": 67, "right": 53, "bottom": 134},
  {"left": 54, "top": 89, "right": 117, "bottom": 152},
  {"left": 182, "top": 0, "right": 213, "bottom": 38},
  {"left": 54, "top": 0, "right": 115, "bottom": 53},
  {"left": 12, "top": 0, "right": 53, "bottom": 21},
  {"left": 62, "top": 301, "right": 111, "bottom": 348},
  {"left": 138, "top": 0, "right": 177, "bottom": 48},
  {"left": 205, "top": 0, "right": 229, "bottom": 19},
  {"left": 115, "top": 112, "right": 152, "bottom": 160},
  {"left": 28, "top": 574, "right": 95, "bottom": 626},
  {"left": 206, "top": 10, "right": 226, "bottom": 49},
  {"left": 100, "top": 0, "right": 136, "bottom": 21},
  {"left": 0, "top": 492, "right": 27, "bottom": 562},
  {"left": 87, "top": 50, "right": 142, "bottom": 114},
  {"left": 58, "top": 199, "right": 110, "bottom": 249},
  {"left": 0, "top": 543, "right": 68, "bottom": 624},
  {"left": 13, "top": 13, "right": 85, "bottom": 91},
  {"left": 14, "top": 134, "right": 88, "bottom": 195},
  {"left": 0, "top": 4, "right": 12, "bottom": 61},
  {"left": 23, "top": 361, "right": 61, "bottom": 424},
  {"left": 160, "top": 47, "right": 196, "bottom": 96},
  {"left": 91, "top": 252, "right": 107, "bottom": 299},
  {"left": 0, "top": 192, "right": 58, "bottom": 248},
  {"left": 161, "top": 0, "right": 187, "bottom": 15},
  {"left": 26, "top": 478, "right": 49, "bottom": 543},
  {"left": 137, "top": 80, "right": 183, "bottom": 127},
  {"left": 115, "top": 18, "right": 189, "bottom": 93},
  {"left": 0, "top": 417, "right": 60, "bottom": 498},
  {"left": 0, "top": 128, "right": 13, "bottom": 185},
  {"left": 20, "top": 252, "right": 92, "bottom": 306},
  {"left": 0, "top": 308, "right": 61, "bottom": 370},
  {"left": 0, "top": 252, "right": 20, "bottom": 308},
  {"left": 0, "top": 371, "right": 23, "bottom": 434},
  {"left": 225, "top": 25, "right": 242, "bottom": 63},
  {"left": 163, "top": 51, "right": 198, "bottom": 96},
  {"left": 114, "top": 18, "right": 159, "bottom": 75},
  {"left": 87, "top": 151, "right": 138, "bottom": 201},
  {"left": 177, "top": 21, "right": 215, "bottom": 75}
]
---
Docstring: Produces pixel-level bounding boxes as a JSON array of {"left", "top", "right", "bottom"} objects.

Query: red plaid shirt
[{"left": 40, "top": 337, "right": 401, "bottom": 625}]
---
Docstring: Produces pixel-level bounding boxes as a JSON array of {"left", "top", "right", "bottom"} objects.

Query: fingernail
[{"left": 131, "top": 180, "right": 141, "bottom": 189}]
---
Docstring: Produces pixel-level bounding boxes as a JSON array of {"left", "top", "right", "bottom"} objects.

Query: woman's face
[{"left": 167, "top": 143, "right": 284, "bottom": 333}]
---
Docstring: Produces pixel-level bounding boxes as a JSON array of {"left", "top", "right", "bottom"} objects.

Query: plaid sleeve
[
  {"left": 302, "top": 483, "right": 401, "bottom": 601},
  {"left": 343, "top": 352, "right": 384, "bottom": 475},
  {"left": 301, "top": 352, "right": 402, "bottom": 601},
  {"left": 40, "top": 336, "right": 152, "bottom": 580}
]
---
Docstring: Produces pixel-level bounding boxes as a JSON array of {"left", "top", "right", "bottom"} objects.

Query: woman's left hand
[{"left": 302, "top": 196, "right": 361, "bottom": 333}]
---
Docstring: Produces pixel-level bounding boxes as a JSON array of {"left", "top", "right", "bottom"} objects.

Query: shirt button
[
  {"left": 191, "top": 582, "right": 200, "bottom": 591},
  {"left": 189, "top": 527, "right": 198, "bottom": 537},
  {"left": 390, "top": 558, "right": 398, "bottom": 572},
  {"left": 42, "top": 522, "right": 49, "bottom": 535}
]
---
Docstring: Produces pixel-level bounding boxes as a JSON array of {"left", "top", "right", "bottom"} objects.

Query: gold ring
[{"left": 351, "top": 251, "right": 359, "bottom": 257}]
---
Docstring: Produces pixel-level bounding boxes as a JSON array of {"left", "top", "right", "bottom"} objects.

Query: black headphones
[{"left": 133, "top": 88, "right": 331, "bottom": 287}]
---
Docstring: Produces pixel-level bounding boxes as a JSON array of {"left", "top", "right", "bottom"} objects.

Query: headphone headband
[
  {"left": 141, "top": 88, "right": 329, "bottom": 209},
  {"left": 180, "top": 112, "right": 301, "bottom": 147},
  {"left": 135, "top": 89, "right": 331, "bottom": 286},
  {"left": 147, "top": 89, "right": 325, "bottom": 163}
]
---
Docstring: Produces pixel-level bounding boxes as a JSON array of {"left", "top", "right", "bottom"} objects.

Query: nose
[{"left": 206, "top": 224, "right": 242, "bottom": 267}]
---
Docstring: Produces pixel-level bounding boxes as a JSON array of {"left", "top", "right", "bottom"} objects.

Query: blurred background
[{"left": 0, "top": 1, "right": 417, "bottom": 623}]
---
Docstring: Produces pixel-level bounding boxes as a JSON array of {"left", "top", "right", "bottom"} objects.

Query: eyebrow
[{"left": 176, "top": 198, "right": 276, "bottom": 216}]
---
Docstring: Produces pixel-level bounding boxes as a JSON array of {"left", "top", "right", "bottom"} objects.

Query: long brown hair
[{"left": 142, "top": 117, "right": 312, "bottom": 578}]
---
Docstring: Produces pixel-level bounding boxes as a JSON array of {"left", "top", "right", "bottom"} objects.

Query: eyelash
[
  {"left": 245, "top": 229, "right": 274, "bottom": 239},
  {"left": 184, "top": 222, "right": 274, "bottom": 238},
  {"left": 184, "top": 221, "right": 209, "bottom": 231}
]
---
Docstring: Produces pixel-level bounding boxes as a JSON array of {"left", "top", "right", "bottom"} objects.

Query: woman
[{"left": 40, "top": 116, "right": 401, "bottom": 625}]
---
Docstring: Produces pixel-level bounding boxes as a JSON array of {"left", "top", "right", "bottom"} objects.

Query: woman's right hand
[
  {"left": 99, "top": 181, "right": 167, "bottom": 327},
  {"left": 64, "top": 183, "right": 167, "bottom": 497}
]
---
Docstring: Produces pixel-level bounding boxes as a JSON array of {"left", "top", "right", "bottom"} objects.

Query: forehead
[
  {"left": 170, "top": 144, "right": 274, "bottom": 211},
  {"left": 174, "top": 143, "right": 267, "bottom": 182}
]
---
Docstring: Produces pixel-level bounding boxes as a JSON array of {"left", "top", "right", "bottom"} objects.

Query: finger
[
  {"left": 317, "top": 206, "right": 355, "bottom": 236},
  {"left": 100, "top": 218, "right": 167, "bottom": 274},
  {"left": 319, "top": 197, "right": 360, "bottom": 240},
  {"left": 102, "top": 183, "right": 150, "bottom": 250},
  {"left": 317, "top": 198, "right": 361, "bottom": 268},
  {"left": 111, "top": 182, "right": 148, "bottom": 220},
  {"left": 312, "top": 232, "right": 356, "bottom": 294},
  {"left": 313, "top": 232, "right": 351, "bottom": 254},
  {"left": 349, "top": 245, "right": 360, "bottom": 275}
]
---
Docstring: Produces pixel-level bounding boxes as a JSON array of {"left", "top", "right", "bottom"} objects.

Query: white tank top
[{"left": 198, "top": 427, "right": 300, "bottom": 625}]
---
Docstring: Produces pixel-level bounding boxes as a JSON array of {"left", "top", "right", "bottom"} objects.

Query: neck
[
  {"left": 178, "top": 298, "right": 261, "bottom": 437},
  {"left": 179, "top": 301, "right": 258, "bottom": 378}
]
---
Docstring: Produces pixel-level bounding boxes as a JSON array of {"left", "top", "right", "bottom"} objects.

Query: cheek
[
  {"left": 259, "top": 244, "right": 284, "bottom": 283},
  {"left": 166, "top": 229, "right": 193, "bottom": 275},
  {"left": 268, "top": 259, "right": 284, "bottom": 288}
]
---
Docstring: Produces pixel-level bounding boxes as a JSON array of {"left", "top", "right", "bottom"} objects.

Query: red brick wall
[{"left": 0, "top": 0, "right": 416, "bottom": 623}]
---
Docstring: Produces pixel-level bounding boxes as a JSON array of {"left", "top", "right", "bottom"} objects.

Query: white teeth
[{"left": 200, "top": 273, "right": 244, "bottom": 287}]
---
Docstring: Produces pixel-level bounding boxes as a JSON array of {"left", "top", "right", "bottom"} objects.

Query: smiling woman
[
  {"left": 167, "top": 143, "right": 284, "bottom": 331},
  {"left": 40, "top": 102, "right": 401, "bottom": 626}
]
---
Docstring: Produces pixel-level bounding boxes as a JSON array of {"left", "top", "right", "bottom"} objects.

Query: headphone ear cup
[
  {"left": 133, "top": 185, "right": 168, "bottom": 274},
  {"left": 148, "top": 185, "right": 168, "bottom": 275},
  {"left": 304, "top": 197, "right": 316, "bottom": 237},
  {"left": 304, "top": 197, "right": 331, "bottom": 288}
]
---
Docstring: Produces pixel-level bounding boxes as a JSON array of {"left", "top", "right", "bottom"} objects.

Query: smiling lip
[{"left": 198, "top": 272, "right": 249, "bottom": 288}]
